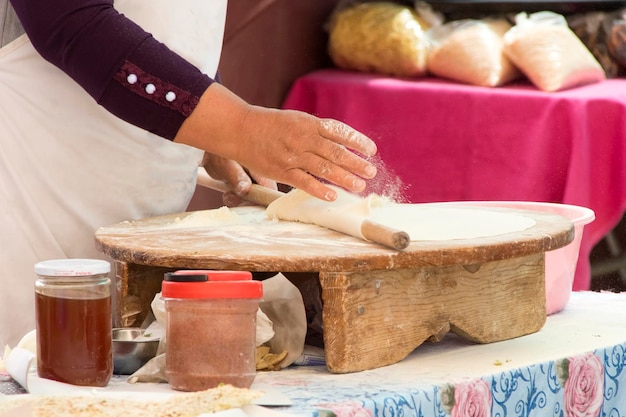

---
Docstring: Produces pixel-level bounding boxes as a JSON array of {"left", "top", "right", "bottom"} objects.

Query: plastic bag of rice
[
  {"left": 426, "top": 18, "right": 521, "bottom": 87},
  {"left": 328, "top": 1, "right": 437, "bottom": 77},
  {"left": 503, "top": 11, "right": 606, "bottom": 92}
]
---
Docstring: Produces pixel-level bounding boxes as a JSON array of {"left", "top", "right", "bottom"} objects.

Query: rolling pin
[{"left": 196, "top": 169, "right": 410, "bottom": 250}]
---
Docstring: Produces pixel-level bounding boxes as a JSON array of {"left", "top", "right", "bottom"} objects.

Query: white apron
[{"left": 0, "top": 0, "right": 227, "bottom": 347}]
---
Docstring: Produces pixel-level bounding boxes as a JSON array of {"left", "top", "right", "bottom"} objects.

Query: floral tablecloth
[{"left": 251, "top": 291, "right": 626, "bottom": 417}]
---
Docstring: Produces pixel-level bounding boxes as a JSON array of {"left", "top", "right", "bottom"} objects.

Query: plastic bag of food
[
  {"left": 328, "top": 1, "right": 437, "bottom": 77},
  {"left": 426, "top": 18, "right": 521, "bottom": 87},
  {"left": 503, "top": 11, "right": 605, "bottom": 92}
]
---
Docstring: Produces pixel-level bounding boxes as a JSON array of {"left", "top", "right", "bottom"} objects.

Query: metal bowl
[{"left": 112, "top": 328, "right": 160, "bottom": 375}]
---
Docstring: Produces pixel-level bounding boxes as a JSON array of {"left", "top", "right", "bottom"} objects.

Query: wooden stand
[
  {"left": 96, "top": 206, "right": 573, "bottom": 373},
  {"left": 319, "top": 253, "right": 544, "bottom": 372}
]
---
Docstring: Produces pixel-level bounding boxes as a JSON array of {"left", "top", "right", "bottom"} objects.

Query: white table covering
[{"left": 252, "top": 291, "right": 626, "bottom": 417}]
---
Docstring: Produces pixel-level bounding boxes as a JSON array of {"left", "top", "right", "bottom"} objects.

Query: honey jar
[
  {"left": 161, "top": 270, "right": 263, "bottom": 392},
  {"left": 34, "top": 259, "right": 112, "bottom": 387}
]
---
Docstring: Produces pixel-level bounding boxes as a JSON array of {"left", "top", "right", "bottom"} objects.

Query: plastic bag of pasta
[
  {"left": 328, "top": 1, "right": 438, "bottom": 77},
  {"left": 503, "top": 11, "right": 605, "bottom": 92},
  {"left": 426, "top": 18, "right": 521, "bottom": 87}
]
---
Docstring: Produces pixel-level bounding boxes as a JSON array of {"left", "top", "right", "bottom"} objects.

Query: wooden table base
[
  {"left": 112, "top": 251, "right": 545, "bottom": 373},
  {"left": 319, "top": 253, "right": 544, "bottom": 373}
]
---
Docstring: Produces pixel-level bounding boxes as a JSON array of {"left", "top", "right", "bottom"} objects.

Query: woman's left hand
[{"left": 201, "top": 152, "right": 277, "bottom": 207}]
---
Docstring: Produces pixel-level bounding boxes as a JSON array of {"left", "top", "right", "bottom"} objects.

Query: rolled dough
[{"left": 266, "top": 187, "right": 536, "bottom": 242}]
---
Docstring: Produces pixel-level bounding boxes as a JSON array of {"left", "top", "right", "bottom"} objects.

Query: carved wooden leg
[
  {"left": 319, "top": 252, "right": 546, "bottom": 373},
  {"left": 112, "top": 261, "right": 175, "bottom": 328}
]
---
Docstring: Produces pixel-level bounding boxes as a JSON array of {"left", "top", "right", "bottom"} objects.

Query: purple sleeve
[{"left": 9, "top": 0, "right": 215, "bottom": 140}]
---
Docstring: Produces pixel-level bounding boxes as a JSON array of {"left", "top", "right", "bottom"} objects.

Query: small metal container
[{"left": 112, "top": 328, "right": 160, "bottom": 375}]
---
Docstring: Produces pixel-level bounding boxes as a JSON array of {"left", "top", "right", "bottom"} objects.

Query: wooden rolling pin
[{"left": 196, "top": 169, "right": 410, "bottom": 250}]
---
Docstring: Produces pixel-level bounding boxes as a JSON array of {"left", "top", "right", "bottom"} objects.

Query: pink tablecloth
[{"left": 283, "top": 69, "right": 626, "bottom": 291}]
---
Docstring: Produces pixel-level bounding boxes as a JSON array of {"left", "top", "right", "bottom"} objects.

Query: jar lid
[
  {"left": 165, "top": 270, "right": 250, "bottom": 282},
  {"left": 164, "top": 272, "right": 208, "bottom": 282},
  {"left": 161, "top": 270, "right": 262, "bottom": 299},
  {"left": 34, "top": 259, "right": 111, "bottom": 276}
]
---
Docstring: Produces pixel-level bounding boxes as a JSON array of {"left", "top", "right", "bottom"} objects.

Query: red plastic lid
[{"left": 161, "top": 270, "right": 262, "bottom": 299}]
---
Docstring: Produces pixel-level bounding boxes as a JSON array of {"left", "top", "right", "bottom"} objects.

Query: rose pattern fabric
[
  {"left": 440, "top": 379, "right": 492, "bottom": 417},
  {"left": 559, "top": 353, "right": 604, "bottom": 417},
  {"left": 252, "top": 344, "right": 624, "bottom": 417}
]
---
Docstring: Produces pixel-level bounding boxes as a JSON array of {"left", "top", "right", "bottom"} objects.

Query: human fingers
[
  {"left": 201, "top": 155, "right": 279, "bottom": 206},
  {"left": 235, "top": 110, "right": 377, "bottom": 201},
  {"left": 224, "top": 171, "right": 278, "bottom": 207},
  {"left": 248, "top": 171, "right": 278, "bottom": 191},
  {"left": 277, "top": 119, "right": 377, "bottom": 199},
  {"left": 317, "top": 118, "right": 377, "bottom": 158},
  {"left": 201, "top": 153, "right": 252, "bottom": 195},
  {"left": 306, "top": 138, "right": 378, "bottom": 190}
]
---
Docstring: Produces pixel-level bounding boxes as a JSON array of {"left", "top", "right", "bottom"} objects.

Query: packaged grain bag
[
  {"left": 503, "top": 11, "right": 606, "bottom": 91},
  {"left": 328, "top": 1, "right": 438, "bottom": 77},
  {"left": 426, "top": 18, "right": 521, "bottom": 87}
]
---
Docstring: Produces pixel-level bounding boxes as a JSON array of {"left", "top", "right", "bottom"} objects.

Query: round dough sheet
[{"left": 370, "top": 204, "right": 536, "bottom": 241}]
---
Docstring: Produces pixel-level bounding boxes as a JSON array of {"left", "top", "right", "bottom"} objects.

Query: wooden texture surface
[
  {"left": 95, "top": 205, "right": 574, "bottom": 372},
  {"left": 320, "top": 253, "right": 546, "bottom": 372},
  {"left": 95, "top": 206, "right": 574, "bottom": 272}
]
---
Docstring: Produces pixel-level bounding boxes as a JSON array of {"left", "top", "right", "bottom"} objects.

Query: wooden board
[{"left": 95, "top": 206, "right": 574, "bottom": 272}]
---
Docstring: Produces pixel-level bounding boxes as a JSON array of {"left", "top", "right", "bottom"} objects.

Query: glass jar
[
  {"left": 162, "top": 270, "right": 263, "bottom": 392},
  {"left": 34, "top": 259, "right": 112, "bottom": 387}
]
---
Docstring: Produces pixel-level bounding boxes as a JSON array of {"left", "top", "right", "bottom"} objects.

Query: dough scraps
[{"left": 162, "top": 206, "right": 241, "bottom": 229}]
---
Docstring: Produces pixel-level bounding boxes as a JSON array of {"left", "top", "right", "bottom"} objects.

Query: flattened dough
[
  {"left": 266, "top": 187, "right": 536, "bottom": 242},
  {"left": 370, "top": 204, "right": 536, "bottom": 240}
]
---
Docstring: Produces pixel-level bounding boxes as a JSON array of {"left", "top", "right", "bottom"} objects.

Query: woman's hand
[
  {"left": 200, "top": 152, "right": 276, "bottom": 207},
  {"left": 174, "top": 83, "right": 377, "bottom": 201}
]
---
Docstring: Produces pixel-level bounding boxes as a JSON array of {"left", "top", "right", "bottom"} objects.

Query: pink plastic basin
[{"left": 436, "top": 201, "right": 595, "bottom": 315}]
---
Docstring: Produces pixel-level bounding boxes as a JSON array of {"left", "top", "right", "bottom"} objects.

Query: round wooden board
[{"left": 95, "top": 205, "right": 574, "bottom": 272}]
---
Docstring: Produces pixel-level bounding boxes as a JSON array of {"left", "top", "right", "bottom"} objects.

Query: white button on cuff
[
  {"left": 165, "top": 91, "right": 177, "bottom": 102},
  {"left": 145, "top": 83, "right": 156, "bottom": 94},
  {"left": 127, "top": 74, "right": 138, "bottom": 84}
]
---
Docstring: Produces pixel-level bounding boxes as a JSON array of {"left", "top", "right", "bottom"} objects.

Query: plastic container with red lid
[{"left": 161, "top": 270, "right": 263, "bottom": 391}]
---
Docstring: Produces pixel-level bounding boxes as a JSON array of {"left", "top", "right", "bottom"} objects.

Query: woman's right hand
[{"left": 174, "top": 83, "right": 378, "bottom": 201}]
